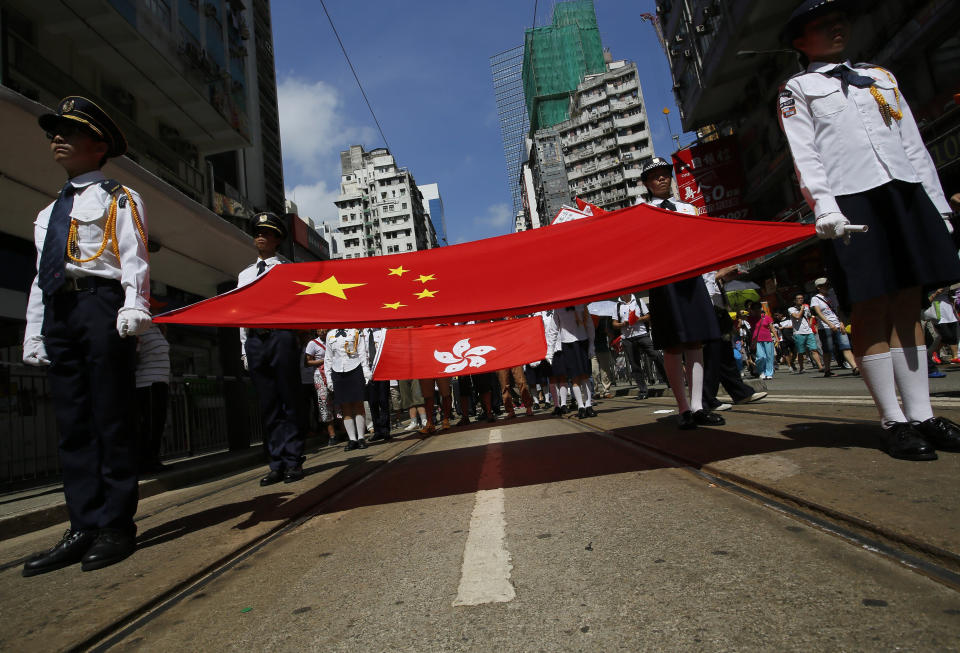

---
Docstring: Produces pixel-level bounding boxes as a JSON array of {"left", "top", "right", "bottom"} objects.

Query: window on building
[
  {"left": 401, "top": 202, "right": 407, "bottom": 209},
  {"left": 407, "top": 244, "right": 413, "bottom": 251}
]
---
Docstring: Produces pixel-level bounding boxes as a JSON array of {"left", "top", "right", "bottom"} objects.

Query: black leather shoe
[
  {"left": 636, "top": 391, "right": 648, "bottom": 400},
  {"left": 81, "top": 528, "right": 135, "bottom": 572},
  {"left": 260, "top": 469, "right": 284, "bottom": 486},
  {"left": 881, "top": 423, "right": 937, "bottom": 461},
  {"left": 585, "top": 407, "right": 598, "bottom": 418},
  {"left": 677, "top": 411, "right": 697, "bottom": 430},
  {"left": 456, "top": 417, "right": 470, "bottom": 427},
  {"left": 913, "top": 417, "right": 960, "bottom": 452},
  {"left": 284, "top": 467, "right": 304, "bottom": 483},
  {"left": 344, "top": 440, "right": 358, "bottom": 451},
  {"left": 552, "top": 407, "right": 562, "bottom": 417},
  {"left": 693, "top": 410, "right": 725, "bottom": 426},
  {"left": 22, "top": 529, "right": 96, "bottom": 577},
  {"left": 577, "top": 407, "right": 586, "bottom": 419},
  {"left": 356, "top": 438, "right": 368, "bottom": 449}
]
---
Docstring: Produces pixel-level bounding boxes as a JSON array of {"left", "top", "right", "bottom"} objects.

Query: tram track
[{"left": 567, "top": 414, "right": 960, "bottom": 594}]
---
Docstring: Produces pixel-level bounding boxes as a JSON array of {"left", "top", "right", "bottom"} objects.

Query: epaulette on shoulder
[
  {"left": 100, "top": 179, "right": 123, "bottom": 194},
  {"left": 854, "top": 62, "right": 880, "bottom": 70}
]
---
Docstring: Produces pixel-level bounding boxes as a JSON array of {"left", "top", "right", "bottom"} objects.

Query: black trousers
[
  {"left": 247, "top": 330, "right": 304, "bottom": 471},
  {"left": 366, "top": 379, "right": 391, "bottom": 437},
  {"left": 43, "top": 283, "right": 138, "bottom": 534},
  {"left": 702, "top": 337, "right": 756, "bottom": 407},
  {"left": 622, "top": 335, "right": 666, "bottom": 392},
  {"left": 136, "top": 382, "right": 169, "bottom": 467}
]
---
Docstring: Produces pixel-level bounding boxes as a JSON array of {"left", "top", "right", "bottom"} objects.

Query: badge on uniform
[{"left": 778, "top": 89, "right": 796, "bottom": 118}]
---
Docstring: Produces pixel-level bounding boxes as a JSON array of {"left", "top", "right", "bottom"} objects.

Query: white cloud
[
  {"left": 285, "top": 180, "right": 340, "bottom": 225},
  {"left": 276, "top": 76, "right": 376, "bottom": 181},
  {"left": 473, "top": 202, "right": 513, "bottom": 228}
]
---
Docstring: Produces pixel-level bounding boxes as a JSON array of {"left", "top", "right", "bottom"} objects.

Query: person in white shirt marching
[
  {"left": 324, "top": 328, "right": 372, "bottom": 451},
  {"left": 636, "top": 158, "right": 725, "bottom": 430},
  {"left": 545, "top": 305, "right": 597, "bottom": 418},
  {"left": 779, "top": 0, "right": 960, "bottom": 460},
  {"left": 789, "top": 292, "right": 824, "bottom": 373},
  {"left": 810, "top": 278, "right": 858, "bottom": 377},
  {"left": 612, "top": 293, "right": 665, "bottom": 400}
]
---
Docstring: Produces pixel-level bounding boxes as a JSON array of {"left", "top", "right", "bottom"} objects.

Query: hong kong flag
[{"left": 372, "top": 318, "right": 547, "bottom": 381}]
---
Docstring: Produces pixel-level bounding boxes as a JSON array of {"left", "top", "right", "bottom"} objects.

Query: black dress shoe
[
  {"left": 486, "top": 413, "right": 497, "bottom": 423},
  {"left": 356, "top": 437, "right": 368, "bottom": 449},
  {"left": 881, "top": 423, "right": 937, "bottom": 461},
  {"left": 456, "top": 417, "right": 470, "bottom": 427},
  {"left": 81, "top": 528, "right": 135, "bottom": 572},
  {"left": 693, "top": 409, "right": 725, "bottom": 426},
  {"left": 585, "top": 406, "right": 598, "bottom": 418},
  {"left": 22, "top": 529, "right": 97, "bottom": 577},
  {"left": 577, "top": 407, "right": 586, "bottom": 419},
  {"left": 636, "top": 391, "right": 648, "bottom": 400},
  {"left": 552, "top": 407, "right": 562, "bottom": 417},
  {"left": 913, "top": 417, "right": 960, "bottom": 452},
  {"left": 260, "top": 469, "right": 284, "bottom": 486},
  {"left": 284, "top": 467, "right": 305, "bottom": 483},
  {"left": 677, "top": 411, "right": 697, "bottom": 430},
  {"left": 344, "top": 440, "right": 358, "bottom": 451}
]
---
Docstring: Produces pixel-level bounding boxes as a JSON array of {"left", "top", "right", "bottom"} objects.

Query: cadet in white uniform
[
  {"left": 324, "top": 328, "right": 372, "bottom": 450},
  {"left": 780, "top": 0, "right": 960, "bottom": 460},
  {"left": 636, "top": 158, "right": 725, "bottom": 430},
  {"left": 545, "top": 304, "right": 597, "bottom": 418},
  {"left": 21, "top": 96, "right": 151, "bottom": 576}
]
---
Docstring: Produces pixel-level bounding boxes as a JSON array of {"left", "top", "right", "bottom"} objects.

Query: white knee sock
[
  {"left": 857, "top": 352, "right": 907, "bottom": 427},
  {"left": 559, "top": 384, "right": 568, "bottom": 407},
  {"left": 663, "top": 353, "right": 690, "bottom": 413},
  {"left": 582, "top": 380, "right": 592, "bottom": 407},
  {"left": 686, "top": 347, "right": 704, "bottom": 412},
  {"left": 890, "top": 346, "right": 934, "bottom": 423},
  {"left": 571, "top": 384, "right": 584, "bottom": 408},
  {"left": 354, "top": 414, "right": 366, "bottom": 436},
  {"left": 343, "top": 418, "right": 357, "bottom": 441}
]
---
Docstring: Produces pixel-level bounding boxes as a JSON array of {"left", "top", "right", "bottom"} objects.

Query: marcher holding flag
[{"left": 779, "top": 0, "right": 960, "bottom": 459}]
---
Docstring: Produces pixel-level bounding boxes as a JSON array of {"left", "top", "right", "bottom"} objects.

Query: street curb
[{"left": 0, "top": 439, "right": 330, "bottom": 542}]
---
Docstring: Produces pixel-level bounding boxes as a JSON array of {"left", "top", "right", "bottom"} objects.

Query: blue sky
[{"left": 272, "top": 0, "right": 692, "bottom": 246}]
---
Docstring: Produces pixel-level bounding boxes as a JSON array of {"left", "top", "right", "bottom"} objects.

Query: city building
[
  {"left": 655, "top": 0, "right": 960, "bottom": 300},
  {"left": 490, "top": 45, "right": 529, "bottom": 220},
  {"left": 334, "top": 145, "right": 436, "bottom": 259},
  {"left": 418, "top": 183, "right": 447, "bottom": 246}
]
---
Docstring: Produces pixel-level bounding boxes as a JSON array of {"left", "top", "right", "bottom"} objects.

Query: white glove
[
  {"left": 815, "top": 212, "right": 850, "bottom": 240},
  {"left": 117, "top": 308, "right": 152, "bottom": 338},
  {"left": 529, "top": 360, "right": 541, "bottom": 368},
  {"left": 241, "top": 355, "right": 249, "bottom": 371},
  {"left": 23, "top": 335, "right": 51, "bottom": 367},
  {"left": 364, "top": 372, "right": 373, "bottom": 384},
  {"left": 942, "top": 213, "right": 954, "bottom": 235}
]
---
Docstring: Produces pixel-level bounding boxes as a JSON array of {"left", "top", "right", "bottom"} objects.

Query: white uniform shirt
[
  {"left": 363, "top": 327, "right": 387, "bottom": 371},
  {"left": 323, "top": 328, "right": 372, "bottom": 388},
  {"left": 236, "top": 255, "right": 284, "bottom": 358},
  {"left": 811, "top": 293, "right": 842, "bottom": 329},
  {"left": 305, "top": 337, "right": 326, "bottom": 383},
  {"left": 788, "top": 305, "right": 815, "bottom": 335},
  {"left": 636, "top": 195, "right": 698, "bottom": 216},
  {"left": 545, "top": 305, "right": 595, "bottom": 358},
  {"left": 25, "top": 170, "right": 150, "bottom": 341},
  {"left": 778, "top": 60, "right": 951, "bottom": 219},
  {"left": 618, "top": 298, "right": 649, "bottom": 339}
]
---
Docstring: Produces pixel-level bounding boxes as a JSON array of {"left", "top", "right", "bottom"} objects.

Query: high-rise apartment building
[
  {"left": 418, "top": 183, "right": 447, "bottom": 247},
  {"left": 335, "top": 145, "right": 436, "bottom": 259}
]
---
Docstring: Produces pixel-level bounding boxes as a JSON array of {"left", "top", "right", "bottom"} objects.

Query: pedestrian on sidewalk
[
  {"left": 324, "top": 328, "right": 372, "bottom": 451},
  {"left": 780, "top": 0, "right": 960, "bottom": 460},
  {"left": 789, "top": 293, "right": 824, "bottom": 373},
  {"left": 21, "top": 96, "right": 152, "bottom": 576},
  {"left": 305, "top": 330, "right": 337, "bottom": 446},
  {"left": 810, "top": 279, "right": 859, "bottom": 377},
  {"left": 397, "top": 377, "right": 428, "bottom": 431},
  {"left": 239, "top": 214, "right": 305, "bottom": 486},
  {"left": 748, "top": 301, "right": 777, "bottom": 380},
  {"left": 636, "top": 158, "right": 725, "bottom": 430},
  {"left": 613, "top": 293, "right": 666, "bottom": 400},
  {"left": 591, "top": 313, "right": 618, "bottom": 398}
]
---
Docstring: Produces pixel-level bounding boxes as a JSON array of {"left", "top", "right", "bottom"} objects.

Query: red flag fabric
[
  {"left": 154, "top": 203, "right": 814, "bottom": 329},
  {"left": 373, "top": 319, "right": 547, "bottom": 381},
  {"left": 575, "top": 197, "right": 607, "bottom": 216},
  {"left": 627, "top": 309, "right": 639, "bottom": 325}
]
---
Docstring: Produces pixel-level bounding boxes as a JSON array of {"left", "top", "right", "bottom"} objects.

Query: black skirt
[
  {"left": 828, "top": 180, "right": 960, "bottom": 308},
  {"left": 551, "top": 340, "right": 591, "bottom": 378},
  {"left": 649, "top": 276, "right": 721, "bottom": 350},
  {"left": 331, "top": 366, "right": 365, "bottom": 403}
]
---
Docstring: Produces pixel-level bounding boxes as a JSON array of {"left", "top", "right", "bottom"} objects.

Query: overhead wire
[{"left": 318, "top": 0, "right": 391, "bottom": 152}]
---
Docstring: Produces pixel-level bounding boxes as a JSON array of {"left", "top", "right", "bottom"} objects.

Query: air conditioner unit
[
  {"left": 674, "top": 34, "right": 685, "bottom": 43},
  {"left": 695, "top": 24, "right": 709, "bottom": 34},
  {"left": 683, "top": 49, "right": 693, "bottom": 59},
  {"left": 669, "top": 47, "right": 681, "bottom": 57}
]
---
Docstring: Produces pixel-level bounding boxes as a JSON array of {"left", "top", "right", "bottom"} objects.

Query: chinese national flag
[
  {"left": 627, "top": 310, "right": 639, "bottom": 325},
  {"left": 154, "top": 204, "right": 814, "bottom": 329},
  {"left": 373, "top": 319, "right": 547, "bottom": 380}
]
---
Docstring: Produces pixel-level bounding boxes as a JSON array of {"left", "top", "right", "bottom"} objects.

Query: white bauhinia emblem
[{"left": 434, "top": 339, "right": 496, "bottom": 374}]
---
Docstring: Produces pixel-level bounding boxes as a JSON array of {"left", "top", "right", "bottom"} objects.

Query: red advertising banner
[
  {"left": 373, "top": 319, "right": 548, "bottom": 381},
  {"left": 672, "top": 136, "right": 751, "bottom": 220}
]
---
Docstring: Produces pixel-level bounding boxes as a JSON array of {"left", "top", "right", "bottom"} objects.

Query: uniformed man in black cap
[
  {"left": 21, "top": 96, "right": 152, "bottom": 576},
  {"left": 237, "top": 213, "right": 306, "bottom": 484}
]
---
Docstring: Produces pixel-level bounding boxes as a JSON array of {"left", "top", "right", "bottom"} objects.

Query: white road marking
[
  {"left": 452, "top": 428, "right": 516, "bottom": 606},
  {"left": 754, "top": 395, "right": 960, "bottom": 408}
]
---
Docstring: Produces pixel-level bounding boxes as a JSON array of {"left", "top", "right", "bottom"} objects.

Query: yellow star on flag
[
  {"left": 414, "top": 288, "right": 437, "bottom": 299},
  {"left": 293, "top": 276, "right": 365, "bottom": 300},
  {"left": 382, "top": 301, "right": 406, "bottom": 310},
  {"left": 415, "top": 274, "right": 436, "bottom": 284},
  {"left": 387, "top": 265, "right": 409, "bottom": 277}
]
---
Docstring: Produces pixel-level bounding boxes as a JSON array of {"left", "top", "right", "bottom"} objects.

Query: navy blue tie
[
  {"left": 658, "top": 199, "right": 677, "bottom": 212},
  {"left": 824, "top": 65, "right": 874, "bottom": 88},
  {"left": 38, "top": 182, "right": 77, "bottom": 294},
  {"left": 256, "top": 260, "right": 266, "bottom": 276}
]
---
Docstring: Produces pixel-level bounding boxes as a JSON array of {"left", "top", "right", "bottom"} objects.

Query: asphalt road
[{"left": 2, "top": 391, "right": 959, "bottom": 652}]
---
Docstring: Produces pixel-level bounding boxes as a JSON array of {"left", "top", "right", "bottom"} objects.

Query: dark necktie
[
  {"left": 367, "top": 330, "right": 377, "bottom": 367},
  {"left": 335, "top": 329, "right": 346, "bottom": 337},
  {"left": 658, "top": 199, "right": 677, "bottom": 212},
  {"left": 256, "top": 260, "right": 266, "bottom": 276},
  {"left": 824, "top": 64, "right": 874, "bottom": 88},
  {"left": 38, "top": 182, "right": 77, "bottom": 294}
]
